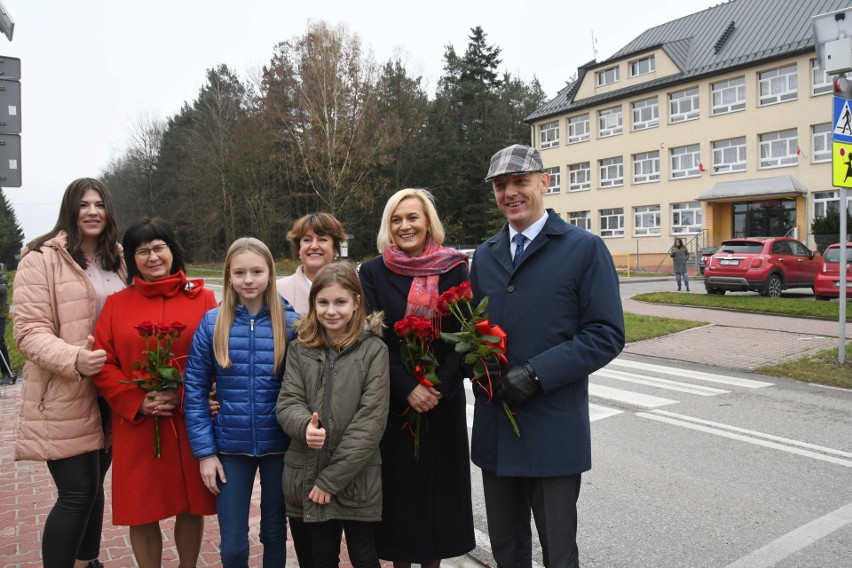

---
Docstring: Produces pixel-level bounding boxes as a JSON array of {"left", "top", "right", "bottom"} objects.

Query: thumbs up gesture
[
  {"left": 75, "top": 335, "right": 107, "bottom": 377},
  {"left": 305, "top": 412, "right": 326, "bottom": 449}
]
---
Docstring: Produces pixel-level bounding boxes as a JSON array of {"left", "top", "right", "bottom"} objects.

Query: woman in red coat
[{"left": 93, "top": 218, "right": 217, "bottom": 568}]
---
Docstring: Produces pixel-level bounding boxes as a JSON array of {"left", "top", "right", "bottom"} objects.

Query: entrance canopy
[{"left": 697, "top": 175, "right": 807, "bottom": 201}]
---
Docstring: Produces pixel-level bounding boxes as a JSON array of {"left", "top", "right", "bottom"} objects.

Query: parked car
[
  {"left": 703, "top": 237, "right": 820, "bottom": 297},
  {"left": 814, "top": 242, "right": 852, "bottom": 301},
  {"left": 698, "top": 246, "right": 719, "bottom": 275}
]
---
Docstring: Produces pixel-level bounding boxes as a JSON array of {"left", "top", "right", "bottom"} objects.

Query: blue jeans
[
  {"left": 217, "top": 454, "right": 286, "bottom": 568},
  {"left": 675, "top": 272, "right": 689, "bottom": 290}
]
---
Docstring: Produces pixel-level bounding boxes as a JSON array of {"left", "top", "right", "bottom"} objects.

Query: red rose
[
  {"left": 457, "top": 281, "right": 473, "bottom": 302},
  {"left": 169, "top": 321, "right": 187, "bottom": 337},
  {"left": 394, "top": 319, "right": 412, "bottom": 336},
  {"left": 154, "top": 322, "right": 172, "bottom": 338},
  {"left": 438, "top": 286, "right": 458, "bottom": 307},
  {"left": 134, "top": 321, "right": 155, "bottom": 337}
]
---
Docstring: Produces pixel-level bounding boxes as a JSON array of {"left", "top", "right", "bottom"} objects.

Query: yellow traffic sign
[{"left": 833, "top": 141, "right": 852, "bottom": 188}]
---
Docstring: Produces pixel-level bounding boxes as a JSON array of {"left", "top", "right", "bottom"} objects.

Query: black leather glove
[{"left": 496, "top": 362, "right": 541, "bottom": 406}]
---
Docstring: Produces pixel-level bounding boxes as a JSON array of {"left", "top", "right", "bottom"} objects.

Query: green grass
[
  {"left": 624, "top": 312, "right": 706, "bottom": 342},
  {"left": 756, "top": 343, "right": 852, "bottom": 388},
  {"left": 631, "top": 292, "right": 845, "bottom": 319}
]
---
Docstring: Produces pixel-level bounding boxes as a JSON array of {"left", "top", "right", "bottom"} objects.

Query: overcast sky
[{"left": 1, "top": 0, "right": 716, "bottom": 242}]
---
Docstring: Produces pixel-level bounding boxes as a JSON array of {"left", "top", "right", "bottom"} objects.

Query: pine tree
[{"left": 0, "top": 189, "right": 24, "bottom": 269}]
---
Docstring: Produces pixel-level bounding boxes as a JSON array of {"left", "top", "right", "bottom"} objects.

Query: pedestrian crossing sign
[
  {"left": 833, "top": 97, "right": 852, "bottom": 143},
  {"left": 832, "top": 141, "right": 852, "bottom": 188}
]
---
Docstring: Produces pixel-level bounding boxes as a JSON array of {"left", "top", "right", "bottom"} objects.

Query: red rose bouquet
[
  {"left": 438, "top": 282, "right": 520, "bottom": 437},
  {"left": 393, "top": 315, "right": 441, "bottom": 459},
  {"left": 124, "top": 320, "right": 187, "bottom": 458}
]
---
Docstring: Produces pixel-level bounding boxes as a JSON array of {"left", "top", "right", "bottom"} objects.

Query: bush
[{"left": 811, "top": 208, "right": 852, "bottom": 253}]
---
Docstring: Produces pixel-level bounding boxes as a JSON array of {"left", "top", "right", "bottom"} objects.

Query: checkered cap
[{"left": 484, "top": 144, "right": 545, "bottom": 182}]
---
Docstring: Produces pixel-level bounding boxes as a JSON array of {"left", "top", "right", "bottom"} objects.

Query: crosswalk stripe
[
  {"left": 590, "top": 403, "right": 623, "bottom": 421},
  {"left": 608, "top": 357, "right": 773, "bottom": 388},
  {"left": 594, "top": 368, "right": 729, "bottom": 396},
  {"left": 589, "top": 383, "right": 678, "bottom": 408}
]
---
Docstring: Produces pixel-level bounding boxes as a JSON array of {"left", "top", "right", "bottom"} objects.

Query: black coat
[{"left": 359, "top": 256, "right": 475, "bottom": 563}]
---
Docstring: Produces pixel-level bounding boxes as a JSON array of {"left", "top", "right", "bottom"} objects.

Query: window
[
  {"left": 599, "top": 156, "right": 624, "bottom": 188},
  {"left": 632, "top": 97, "right": 659, "bottom": 130},
  {"left": 600, "top": 208, "right": 624, "bottom": 237},
  {"left": 568, "top": 211, "right": 591, "bottom": 231},
  {"left": 596, "top": 66, "right": 619, "bottom": 86},
  {"left": 630, "top": 56, "right": 655, "bottom": 77},
  {"left": 809, "top": 60, "right": 848, "bottom": 96},
  {"left": 540, "top": 120, "right": 559, "bottom": 149},
  {"left": 712, "top": 137, "right": 746, "bottom": 173},
  {"left": 813, "top": 191, "right": 852, "bottom": 218},
  {"left": 670, "top": 144, "right": 701, "bottom": 178},
  {"left": 568, "top": 114, "right": 590, "bottom": 143},
  {"left": 711, "top": 77, "right": 746, "bottom": 114},
  {"left": 634, "top": 205, "right": 661, "bottom": 236},
  {"left": 759, "top": 64, "right": 797, "bottom": 105},
  {"left": 633, "top": 151, "right": 660, "bottom": 183},
  {"left": 672, "top": 202, "right": 702, "bottom": 234},
  {"left": 598, "top": 106, "right": 623, "bottom": 137},
  {"left": 812, "top": 123, "right": 831, "bottom": 162},
  {"left": 545, "top": 167, "right": 560, "bottom": 194},
  {"left": 759, "top": 129, "right": 797, "bottom": 168},
  {"left": 569, "top": 162, "right": 591, "bottom": 191},
  {"left": 669, "top": 87, "right": 700, "bottom": 123}
]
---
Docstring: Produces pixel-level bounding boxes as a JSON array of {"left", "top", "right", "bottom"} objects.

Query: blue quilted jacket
[{"left": 184, "top": 297, "right": 298, "bottom": 459}]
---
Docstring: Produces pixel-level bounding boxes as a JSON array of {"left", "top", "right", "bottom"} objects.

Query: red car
[
  {"left": 703, "top": 237, "right": 820, "bottom": 297},
  {"left": 814, "top": 243, "right": 852, "bottom": 301}
]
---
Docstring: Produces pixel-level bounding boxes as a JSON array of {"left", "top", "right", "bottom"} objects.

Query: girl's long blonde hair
[
  {"left": 297, "top": 261, "right": 368, "bottom": 351},
  {"left": 214, "top": 237, "right": 287, "bottom": 370}
]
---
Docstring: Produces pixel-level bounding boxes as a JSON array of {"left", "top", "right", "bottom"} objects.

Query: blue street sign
[{"left": 833, "top": 96, "right": 852, "bottom": 143}]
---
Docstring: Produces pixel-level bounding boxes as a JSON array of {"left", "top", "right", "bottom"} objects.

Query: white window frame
[
  {"left": 711, "top": 77, "right": 746, "bottom": 114},
  {"left": 568, "top": 211, "right": 591, "bottom": 231},
  {"left": 669, "top": 87, "right": 700, "bottom": 123},
  {"left": 634, "top": 205, "right": 661, "bottom": 236},
  {"left": 540, "top": 120, "right": 560, "bottom": 149},
  {"left": 598, "top": 105, "right": 623, "bottom": 137},
  {"left": 632, "top": 97, "right": 659, "bottom": 131},
  {"left": 812, "top": 59, "right": 833, "bottom": 95},
  {"left": 568, "top": 113, "right": 590, "bottom": 144},
  {"left": 545, "top": 167, "right": 560, "bottom": 194},
  {"left": 812, "top": 123, "right": 831, "bottom": 163},
  {"left": 712, "top": 137, "right": 747, "bottom": 173},
  {"left": 671, "top": 202, "right": 702, "bottom": 234},
  {"left": 568, "top": 162, "right": 591, "bottom": 192},
  {"left": 759, "top": 64, "right": 797, "bottom": 106},
  {"left": 633, "top": 150, "right": 660, "bottom": 184},
  {"left": 596, "top": 66, "right": 619, "bottom": 87},
  {"left": 813, "top": 191, "right": 852, "bottom": 218},
  {"left": 630, "top": 55, "right": 655, "bottom": 77},
  {"left": 670, "top": 144, "right": 701, "bottom": 178},
  {"left": 600, "top": 208, "right": 625, "bottom": 238},
  {"left": 759, "top": 129, "right": 798, "bottom": 168},
  {"left": 599, "top": 156, "right": 624, "bottom": 188}
]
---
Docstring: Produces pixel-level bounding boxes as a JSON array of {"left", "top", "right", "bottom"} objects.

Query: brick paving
[{"left": 1, "top": 296, "right": 848, "bottom": 566}]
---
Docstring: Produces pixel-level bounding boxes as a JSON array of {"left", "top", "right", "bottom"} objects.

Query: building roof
[
  {"left": 696, "top": 175, "right": 808, "bottom": 201},
  {"left": 526, "top": 0, "right": 850, "bottom": 122}
]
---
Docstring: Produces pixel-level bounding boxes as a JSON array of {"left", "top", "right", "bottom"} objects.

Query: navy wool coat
[{"left": 470, "top": 210, "right": 625, "bottom": 477}]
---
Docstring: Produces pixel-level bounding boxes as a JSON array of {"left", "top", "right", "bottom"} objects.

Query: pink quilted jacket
[{"left": 12, "top": 232, "right": 125, "bottom": 461}]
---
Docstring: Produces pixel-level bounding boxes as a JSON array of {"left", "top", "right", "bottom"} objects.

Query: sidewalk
[{"left": 622, "top": 296, "right": 851, "bottom": 370}]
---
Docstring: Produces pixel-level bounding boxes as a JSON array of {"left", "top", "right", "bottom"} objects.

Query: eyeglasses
[{"left": 135, "top": 244, "right": 169, "bottom": 258}]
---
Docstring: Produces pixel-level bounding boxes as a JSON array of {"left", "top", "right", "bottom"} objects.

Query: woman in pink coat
[{"left": 13, "top": 178, "right": 126, "bottom": 568}]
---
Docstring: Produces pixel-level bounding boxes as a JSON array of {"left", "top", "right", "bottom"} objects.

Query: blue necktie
[{"left": 512, "top": 234, "right": 526, "bottom": 267}]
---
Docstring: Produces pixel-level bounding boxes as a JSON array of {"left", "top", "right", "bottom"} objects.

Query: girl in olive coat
[{"left": 276, "top": 262, "right": 389, "bottom": 568}]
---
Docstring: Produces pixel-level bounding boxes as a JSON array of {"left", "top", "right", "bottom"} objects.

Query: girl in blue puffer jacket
[{"left": 184, "top": 237, "right": 298, "bottom": 568}]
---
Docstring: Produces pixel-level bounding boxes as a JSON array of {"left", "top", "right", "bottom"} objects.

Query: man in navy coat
[{"left": 470, "top": 144, "right": 625, "bottom": 568}]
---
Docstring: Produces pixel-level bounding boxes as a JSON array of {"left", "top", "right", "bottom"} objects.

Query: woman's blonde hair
[
  {"left": 375, "top": 188, "right": 446, "bottom": 253},
  {"left": 297, "top": 261, "right": 366, "bottom": 351},
  {"left": 214, "top": 237, "right": 287, "bottom": 370}
]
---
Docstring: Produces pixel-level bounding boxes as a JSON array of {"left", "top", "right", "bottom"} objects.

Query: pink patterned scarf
[{"left": 383, "top": 237, "right": 469, "bottom": 323}]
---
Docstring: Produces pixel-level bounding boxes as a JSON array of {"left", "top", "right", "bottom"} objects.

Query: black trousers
[
  {"left": 0, "top": 317, "right": 13, "bottom": 377},
  {"left": 290, "top": 517, "right": 379, "bottom": 568},
  {"left": 482, "top": 470, "right": 582, "bottom": 568},
  {"left": 43, "top": 447, "right": 112, "bottom": 567}
]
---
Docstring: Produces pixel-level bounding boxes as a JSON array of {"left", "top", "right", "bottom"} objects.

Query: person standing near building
[
  {"left": 0, "top": 271, "right": 15, "bottom": 384},
  {"left": 670, "top": 238, "right": 690, "bottom": 291},
  {"left": 470, "top": 144, "right": 625, "bottom": 568}
]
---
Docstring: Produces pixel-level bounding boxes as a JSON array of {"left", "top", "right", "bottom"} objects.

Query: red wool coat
[{"left": 92, "top": 271, "right": 218, "bottom": 526}]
